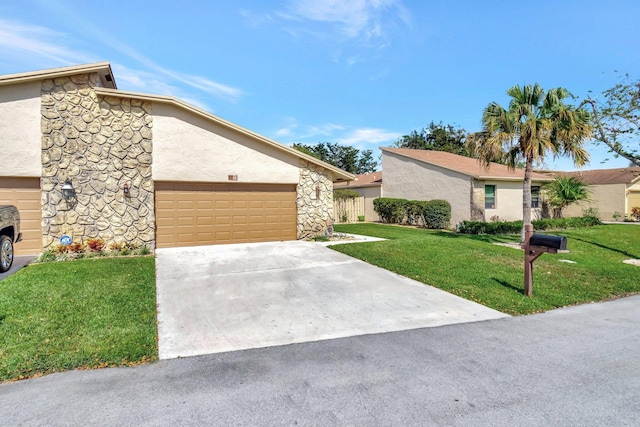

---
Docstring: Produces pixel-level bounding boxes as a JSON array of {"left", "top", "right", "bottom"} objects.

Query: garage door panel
[
  {"left": 0, "top": 177, "right": 42, "bottom": 255},
  {"left": 197, "top": 200, "right": 213, "bottom": 209},
  {"left": 155, "top": 182, "right": 296, "bottom": 248},
  {"left": 196, "top": 216, "right": 213, "bottom": 226},
  {"left": 232, "top": 215, "right": 248, "bottom": 224}
]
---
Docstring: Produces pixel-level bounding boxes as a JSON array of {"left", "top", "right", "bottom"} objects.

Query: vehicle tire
[{"left": 0, "top": 235, "right": 14, "bottom": 273}]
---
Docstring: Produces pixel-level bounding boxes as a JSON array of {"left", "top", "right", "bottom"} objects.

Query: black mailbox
[{"left": 530, "top": 233, "right": 567, "bottom": 251}]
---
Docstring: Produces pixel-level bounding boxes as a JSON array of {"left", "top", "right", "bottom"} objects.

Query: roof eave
[
  {"left": 0, "top": 62, "right": 117, "bottom": 89},
  {"left": 334, "top": 182, "right": 382, "bottom": 188},
  {"left": 478, "top": 175, "right": 554, "bottom": 182}
]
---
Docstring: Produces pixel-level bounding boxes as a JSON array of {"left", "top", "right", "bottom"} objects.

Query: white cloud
[
  {"left": 0, "top": 18, "right": 243, "bottom": 104},
  {"left": 306, "top": 123, "right": 346, "bottom": 137},
  {"left": 73, "top": 25, "right": 245, "bottom": 103},
  {"left": 0, "top": 19, "right": 95, "bottom": 67},
  {"left": 111, "top": 63, "right": 212, "bottom": 111},
  {"left": 269, "top": 0, "right": 411, "bottom": 49},
  {"left": 337, "top": 128, "right": 401, "bottom": 146},
  {"left": 283, "top": 0, "right": 407, "bottom": 40},
  {"left": 274, "top": 118, "right": 399, "bottom": 150}
]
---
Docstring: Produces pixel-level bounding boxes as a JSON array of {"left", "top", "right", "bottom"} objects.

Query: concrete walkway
[{"left": 155, "top": 240, "right": 508, "bottom": 359}]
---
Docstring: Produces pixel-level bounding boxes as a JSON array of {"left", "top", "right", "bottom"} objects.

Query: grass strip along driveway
[
  {"left": 333, "top": 223, "right": 640, "bottom": 316},
  {"left": 0, "top": 257, "right": 156, "bottom": 382}
]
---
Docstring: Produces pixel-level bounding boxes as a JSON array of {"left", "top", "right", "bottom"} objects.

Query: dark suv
[{"left": 0, "top": 205, "right": 22, "bottom": 273}]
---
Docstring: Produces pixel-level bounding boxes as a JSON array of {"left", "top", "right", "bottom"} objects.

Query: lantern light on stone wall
[
  {"left": 123, "top": 183, "right": 130, "bottom": 197},
  {"left": 61, "top": 180, "right": 75, "bottom": 201}
]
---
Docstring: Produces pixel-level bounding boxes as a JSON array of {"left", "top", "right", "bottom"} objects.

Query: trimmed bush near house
[
  {"left": 406, "top": 200, "right": 427, "bottom": 225},
  {"left": 457, "top": 216, "right": 602, "bottom": 235},
  {"left": 373, "top": 197, "right": 452, "bottom": 229},
  {"left": 373, "top": 198, "right": 408, "bottom": 223},
  {"left": 457, "top": 220, "right": 522, "bottom": 235},
  {"left": 422, "top": 199, "right": 451, "bottom": 229}
]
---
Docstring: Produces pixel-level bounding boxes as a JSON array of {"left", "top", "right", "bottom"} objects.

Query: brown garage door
[
  {"left": 155, "top": 182, "right": 297, "bottom": 248},
  {"left": 0, "top": 177, "right": 42, "bottom": 255}
]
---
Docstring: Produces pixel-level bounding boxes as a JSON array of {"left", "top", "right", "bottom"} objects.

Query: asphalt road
[{"left": 1, "top": 295, "right": 639, "bottom": 426}]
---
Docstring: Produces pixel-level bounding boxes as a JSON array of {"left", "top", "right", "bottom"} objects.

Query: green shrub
[
  {"left": 422, "top": 199, "right": 452, "bottom": 229},
  {"left": 357, "top": 215, "right": 365, "bottom": 222},
  {"left": 458, "top": 220, "right": 522, "bottom": 235},
  {"left": 373, "top": 198, "right": 408, "bottom": 223},
  {"left": 458, "top": 216, "right": 601, "bottom": 235},
  {"left": 333, "top": 189, "right": 360, "bottom": 200},
  {"left": 406, "top": 200, "right": 427, "bottom": 225}
]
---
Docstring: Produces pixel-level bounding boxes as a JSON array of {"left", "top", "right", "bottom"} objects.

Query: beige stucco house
[
  {"left": 333, "top": 172, "right": 382, "bottom": 221},
  {"left": 381, "top": 148, "right": 553, "bottom": 225},
  {"left": 561, "top": 167, "right": 640, "bottom": 220},
  {"left": 0, "top": 62, "right": 353, "bottom": 255}
]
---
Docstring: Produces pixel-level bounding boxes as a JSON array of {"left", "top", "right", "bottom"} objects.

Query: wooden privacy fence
[{"left": 334, "top": 197, "right": 365, "bottom": 223}]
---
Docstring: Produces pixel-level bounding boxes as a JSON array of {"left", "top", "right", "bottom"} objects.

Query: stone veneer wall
[
  {"left": 40, "top": 73, "right": 155, "bottom": 249},
  {"left": 297, "top": 160, "right": 334, "bottom": 238}
]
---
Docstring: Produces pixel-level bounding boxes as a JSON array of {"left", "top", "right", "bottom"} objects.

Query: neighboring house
[
  {"left": 333, "top": 172, "right": 382, "bottom": 221},
  {"left": 561, "top": 167, "right": 640, "bottom": 220},
  {"left": 381, "top": 148, "right": 553, "bottom": 225},
  {"left": 0, "top": 62, "right": 353, "bottom": 255}
]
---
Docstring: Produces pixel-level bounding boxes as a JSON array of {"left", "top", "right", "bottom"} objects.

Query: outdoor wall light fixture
[
  {"left": 123, "top": 183, "right": 130, "bottom": 197},
  {"left": 61, "top": 180, "right": 75, "bottom": 201},
  {"left": 315, "top": 184, "right": 321, "bottom": 199}
]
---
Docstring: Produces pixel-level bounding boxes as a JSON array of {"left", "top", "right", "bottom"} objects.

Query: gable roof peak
[{"left": 0, "top": 62, "right": 117, "bottom": 89}]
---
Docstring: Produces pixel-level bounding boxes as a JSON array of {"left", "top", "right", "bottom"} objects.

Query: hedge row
[
  {"left": 373, "top": 198, "right": 452, "bottom": 229},
  {"left": 457, "top": 216, "right": 602, "bottom": 235}
]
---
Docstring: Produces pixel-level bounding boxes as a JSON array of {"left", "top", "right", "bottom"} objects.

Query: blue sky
[{"left": 1, "top": 0, "right": 639, "bottom": 171}]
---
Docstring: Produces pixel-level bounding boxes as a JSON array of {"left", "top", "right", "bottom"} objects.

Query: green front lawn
[
  {"left": 0, "top": 257, "right": 157, "bottom": 382},
  {"left": 333, "top": 223, "right": 640, "bottom": 315}
]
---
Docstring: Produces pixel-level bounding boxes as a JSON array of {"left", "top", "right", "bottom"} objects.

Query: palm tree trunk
[{"left": 521, "top": 156, "right": 533, "bottom": 242}]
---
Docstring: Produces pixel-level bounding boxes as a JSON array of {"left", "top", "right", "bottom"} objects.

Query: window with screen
[
  {"left": 485, "top": 185, "right": 496, "bottom": 209},
  {"left": 531, "top": 186, "right": 541, "bottom": 208}
]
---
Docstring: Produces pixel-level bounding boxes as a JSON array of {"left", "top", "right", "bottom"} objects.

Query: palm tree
[
  {"left": 470, "top": 84, "right": 592, "bottom": 239},
  {"left": 543, "top": 176, "right": 591, "bottom": 218}
]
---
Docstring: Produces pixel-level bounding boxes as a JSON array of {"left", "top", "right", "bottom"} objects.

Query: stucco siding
[
  {"left": 483, "top": 180, "right": 543, "bottom": 221},
  {"left": 0, "top": 81, "right": 42, "bottom": 177},
  {"left": 152, "top": 103, "right": 299, "bottom": 183},
  {"left": 382, "top": 151, "right": 471, "bottom": 225},
  {"left": 563, "top": 183, "right": 625, "bottom": 220}
]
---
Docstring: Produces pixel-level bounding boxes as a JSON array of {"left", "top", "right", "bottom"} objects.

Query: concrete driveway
[
  {"left": 0, "top": 255, "right": 35, "bottom": 281},
  {"left": 155, "top": 240, "right": 508, "bottom": 359}
]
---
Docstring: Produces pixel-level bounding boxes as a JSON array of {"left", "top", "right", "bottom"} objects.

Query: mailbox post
[{"left": 521, "top": 224, "right": 567, "bottom": 297}]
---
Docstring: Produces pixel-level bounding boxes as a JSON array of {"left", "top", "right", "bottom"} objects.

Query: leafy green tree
[
  {"left": 583, "top": 73, "right": 640, "bottom": 166},
  {"left": 333, "top": 189, "right": 360, "bottom": 200},
  {"left": 543, "top": 177, "right": 591, "bottom": 218},
  {"left": 470, "top": 84, "right": 592, "bottom": 237},
  {"left": 395, "top": 121, "right": 469, "bottom": 156},
  {"left": 292, "top": 142, "right": 378, "bottom": 174}
]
